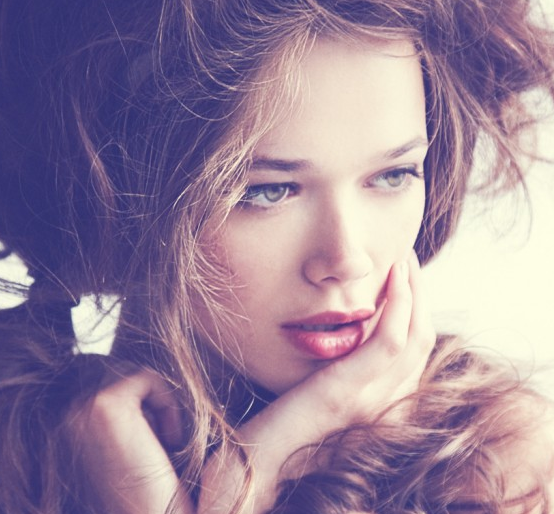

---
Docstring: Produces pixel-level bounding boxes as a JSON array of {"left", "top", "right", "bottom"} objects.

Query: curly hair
[
  {"left": 268, "top": 339, "right": 553, "bottom": 514},
  {"left": 0, "top": 0, "right": 553, "bottom": 513}
]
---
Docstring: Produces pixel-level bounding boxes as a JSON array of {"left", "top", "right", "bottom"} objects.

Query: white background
[{"left": 424, "top": 102, "right": 554, "bottom": 398}]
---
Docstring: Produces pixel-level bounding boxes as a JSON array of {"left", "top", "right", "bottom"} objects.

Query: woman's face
[{"left": 207, "top": 38, "right": 427, "bottom": 395}]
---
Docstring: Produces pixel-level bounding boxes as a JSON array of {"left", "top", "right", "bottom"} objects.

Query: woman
[{"left": 0, "top": 0, "right": 553, "bottom": 513}]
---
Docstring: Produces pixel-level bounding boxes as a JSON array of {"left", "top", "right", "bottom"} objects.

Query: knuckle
[
  {"left": 316, "top": 366, "right": 370, "bottom": 420},
  {"left": 88, "top": 390, "right": 124, "bottom": 423},
  {"left": 315, "top": 378, "right": 353, "bottom": 420}
]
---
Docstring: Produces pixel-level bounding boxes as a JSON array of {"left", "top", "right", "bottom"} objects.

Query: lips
[{"left": 281, "top": 310, "right": 374, "bottom": 360}]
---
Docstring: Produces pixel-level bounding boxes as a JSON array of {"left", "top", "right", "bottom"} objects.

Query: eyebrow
[
  {"left": 251, "top": 137, "right": 429, "bottom": 172},
  {"left": 250, "top": 157, "right": 311, "bottom": 172},
  {"left": 384, "top": 137, "right": 429, "bottom": 159}
]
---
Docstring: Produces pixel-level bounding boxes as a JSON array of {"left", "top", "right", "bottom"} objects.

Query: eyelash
[
  {"left": 238, "top": 167, "right": 423, "bottom": 210},
  {"left": 238, "top": 183, "right": 300, "bottom": 209},
  {"left": 369, "top": 166, "right": 424, "bottom": 191}
]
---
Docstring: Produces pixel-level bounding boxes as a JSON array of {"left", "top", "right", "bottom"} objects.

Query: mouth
[
  {"left": 296, "top": 322, "right": 354, "bottom": 332},
  {"left": 282, "top": 310, "right": 374, "bottom": 360}
]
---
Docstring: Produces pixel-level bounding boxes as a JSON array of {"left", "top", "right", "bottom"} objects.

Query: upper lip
[{"left": 282, "top": 309, "right": 375, "bottom": 328}]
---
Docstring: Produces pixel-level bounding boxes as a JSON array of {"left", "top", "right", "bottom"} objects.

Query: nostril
[{"left": 302, "top": 251, "right": 373, "bottom": 286}]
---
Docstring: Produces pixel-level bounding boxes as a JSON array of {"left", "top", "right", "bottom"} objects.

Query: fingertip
[
  {"left": 388, "top": 260, "right": 410, "bottom": 297},
  {"left": 372, "top": 261, "right": 412, "bottom": 343},
  {"left": 407, "top": 250, "right": 424, "bottom": 285}
]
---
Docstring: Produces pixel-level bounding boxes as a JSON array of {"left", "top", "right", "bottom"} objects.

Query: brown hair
[
  {"left": 268, "top": 339, "right": 554, "bottom": 513},
  {"left": 1, "top": 0, "right": 553, "bottom": 512}
]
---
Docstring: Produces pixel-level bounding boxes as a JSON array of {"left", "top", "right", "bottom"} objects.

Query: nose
[{"left": 302, "top": 200, "right": 375, "bottom": 286}]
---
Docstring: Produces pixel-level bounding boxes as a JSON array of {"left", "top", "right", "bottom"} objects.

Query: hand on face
[
  {"left": 240, "top": 251, "right": 435, "bottom": 441},
  {"left": 302, "top": 251, "right": 435, "bottom": 423},
  {"left": 200, "top": 253, "right": 436, "bottom": 514}
]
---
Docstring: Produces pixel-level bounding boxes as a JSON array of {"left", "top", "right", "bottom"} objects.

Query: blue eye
[
  {"left": 369, "top": 167, "right": 423, "bottom": 190},
  {"left": 239, "top": 183, "right": 298, "bottom": 209}
]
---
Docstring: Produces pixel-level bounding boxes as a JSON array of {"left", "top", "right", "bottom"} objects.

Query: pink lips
[{"left": 281, "top": 310, "right": 374, "bottom": 360}]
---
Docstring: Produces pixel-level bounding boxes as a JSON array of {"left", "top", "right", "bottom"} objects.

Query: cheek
[
  {"left": 372, "top": 190, "right": 426, "bottom": 260},
  {"left": 220, "top": 212, "right": 301, "bottom": 280},
  {"left": 220, "top": 233, "right": 293, "bottom": 306},
  {"left": 218, "top": 233, "right": 262, "bottom": 286}
]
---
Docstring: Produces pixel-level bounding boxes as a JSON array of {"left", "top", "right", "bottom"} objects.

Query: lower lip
[{"left": 283, "top": 321, "right": 365, "bottom": 360}]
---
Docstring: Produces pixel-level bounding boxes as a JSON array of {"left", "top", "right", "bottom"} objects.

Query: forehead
[{"left": 253, "top": 37, "right": 427, "bottom": 163}]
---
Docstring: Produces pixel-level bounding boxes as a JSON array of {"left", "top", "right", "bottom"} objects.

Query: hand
[
  {"left": 302, "top": 251, "right": 436, "bottom": 424},
  {"left": 67, "top": 364, "right": 193, "bottom": 514},
  {"left": 199, "top": 253, "right": 436, "bottom": 513}
]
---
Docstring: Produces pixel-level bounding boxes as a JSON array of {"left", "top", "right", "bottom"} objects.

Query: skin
[
  {"left": 207, "top": 37, "right": 428, "bottom": 394},
  {"left": 73, "top": 38, "right": 437, "bottom": 514}
]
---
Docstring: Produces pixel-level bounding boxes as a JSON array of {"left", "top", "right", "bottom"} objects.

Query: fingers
[
  {"left": 402, "top": 251, "right": 436, "bottom": 386},
  {"left": 370, "top": 260, "right": 412, "bottom": 357},
  {"left": 70, "top": 364, "right": 184, "bottom": 453},
  {"left": 141, "top": 374, "right": 183, "bottom": 449},
  {"left": 100, "top": 368, "right": 184, "bottom": 450},
  {"left": 68, "top": 367, "right": 188, "bottom": 514},
  {"left": 312, "top": 252, "right": 436, "bottom": 420},
  {"left": 366, "top": 252, "right": 435, "bottom": 366},
  {"left": 407, "top": 251, "right": 435, "bottom": 346},
  {"left": 348, "top": 258, "right": 416, "bottom": 377}
]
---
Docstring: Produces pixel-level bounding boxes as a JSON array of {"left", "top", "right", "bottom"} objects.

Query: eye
[
  {"left": 238, "top": 183, "right": 299, "bottom": 209},
  {"left": 369, "top": 167, "right": 423, "bottom": 190}
]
